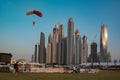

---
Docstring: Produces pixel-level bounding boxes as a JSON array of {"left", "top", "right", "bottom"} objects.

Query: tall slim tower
[
  {"left": 48, "top": 33, "right": 53, "bottom": 43},
  {"left": 58, "top": 24, "right": 64, "bottom": 42},
  {"left": 58, "top": 24, "right": 64, "bottom": 64},
  {"left": 31, "top": 54, "right": 34, "bottom": 62},
  {"left": 100, "top": 25, "right": 108, "bottom": 62},
  {"left": 67, "top": 17, "right": 74, "bottom": 66},
  {"left": 46, "top": 43, "right": 52, "bottom": 64},
  {"left": 82, "top": 35, "right": 88, "bottom": 63},
  {"left": 62, "top": 37, "right": 67, "bottom": 65},
  {"left": 34, "top": 43, "right": 40, "bottom": 63},
  {"left": 53, "top": 25, "right": 59, "bottom": 43},
  {"left": 46, "top": 33, "right": 53, "bottom": 64},
  {"left": 75, "top": 29, "right": 82, "bottom": 65},
  {"left": 39, "top": 32, "right": 46, "bottom": 63},
  {"left": 107, "top": 52, "right": 112, "bottom": 62},
  {"left": 52, "top": 25, "right": 59, "bottom": 63}
]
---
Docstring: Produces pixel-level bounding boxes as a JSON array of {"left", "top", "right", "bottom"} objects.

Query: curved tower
[{"left": 100, "top": 25, "right": 108, "bottom": 62}]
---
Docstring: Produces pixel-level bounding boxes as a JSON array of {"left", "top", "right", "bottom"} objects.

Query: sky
[{"left": 0, "top": 0, "right": 120, "bottom": 62}]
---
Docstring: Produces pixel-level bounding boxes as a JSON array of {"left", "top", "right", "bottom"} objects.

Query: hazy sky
[{"left": 0, "top": 0, "right": 120, "bottom": 61}]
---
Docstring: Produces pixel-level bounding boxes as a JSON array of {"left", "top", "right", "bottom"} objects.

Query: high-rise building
[
  {"left": 75, "top": 29, "right": 82, "bottom": 65},
  {"left": 82, "top": 35, "right": 88, "bottom": 63},
  {"left": 48, "top": 33, "right": 53, "bottom": 43},
  {"left": 46, "top": 33, "right": 53, "bottom": 64},
  {"left": 58, "top": 24, "right": 64, "bottom": 65},
  {"left": 58, "top": 24, "right": 64, "bottom": 42},
  {"left": 107, "top": 52, "right": 112, "bottom": 62},
  {"left": 39, "top": 32, "right": 46, "bottom": 63},
  {"left": 46, "top": 43, "right": 52, "bottom": 64},
  {"left": 67, "top": 17, "right": 74, "bottom": 66},
  {"left": 53, "top": 25, "right": 59, "bottom": 43},
  {"left": 61, "top": 37, "right": 67, "bottom": 65},
  {"left": 90, "top": 42, "right": 98, "bottom": 63},
  {"left": 31, "top": 54, "right": 34, "bottom": 62},
  {"left": 100, "top": 25, "right": 108, "bottom": 62},
  {"left": 52, "top": 25, "right": 59, "bottom": 64},
  {"left": 34, "top": 43, "right": 40, "bottom": 63}
]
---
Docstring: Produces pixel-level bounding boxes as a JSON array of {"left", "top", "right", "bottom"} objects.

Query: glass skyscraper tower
[
  {"left": 100, "top": 25, "right": 108, "bottom": 62},
  {"left": 67, "top": 18, "right": 74, "bottom": 66}
]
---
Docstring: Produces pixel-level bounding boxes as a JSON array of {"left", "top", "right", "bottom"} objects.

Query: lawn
[{"left": 0, "top": 70, "right": 120, "bottom": 80}]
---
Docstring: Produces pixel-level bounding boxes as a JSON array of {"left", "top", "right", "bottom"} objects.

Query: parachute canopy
[{"left": 26, "top": 10, "right": 43, "bottom": 17}]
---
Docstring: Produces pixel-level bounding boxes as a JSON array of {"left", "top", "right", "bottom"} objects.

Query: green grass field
[{"left": 0, "top": 70, "right": 120, "bottom": 80}]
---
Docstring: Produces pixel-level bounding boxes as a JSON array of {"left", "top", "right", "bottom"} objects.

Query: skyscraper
[
  {"left": 75, "top": 29, "right": 82, "bottom": 65},
  {"left": 52, "top": 25, "right": 59, "bottom": 64},
  {"left": 53, "top": 25, "right": 59, "bottom": 43},
  {"left": 62, "top": 37, "right": 67, "bottom": 65},
  {"left": 46, "top": 43, "right": 52, "bottom": 64},
  {"left": 59, "top": 24, "right": 64, "bottom": 42},
  {"left": 82, "top": 35, "right": 88, "bottom": 63},
  {"left": 90, "top": 42, "right": 98, "bottom": 63},
  {"left": 67, "top": 17, "right": 74, "bottom": 66},
  {"left": 100, "top": 25, "right": 108, "bottom": 62},
  {"left": 39, "top": 32, "right": 46, "bottom": 63},
  {"left": 48, "top": 33, "right": 53, "bottom": 43},
  {"left": 31, "top": 54, "right": 34, "bottom": 62},
  {"left": 58, "top": 24, "right": 64, "bottom": 65},
  {"left": 34, "top": 43, "right": 40, "bottom": 63},
  {"left": 107, "top": 52, "right": 112, "bottom": 62},
  {"left": 46, "top": 33, "right": 53, "bottom": 64}
]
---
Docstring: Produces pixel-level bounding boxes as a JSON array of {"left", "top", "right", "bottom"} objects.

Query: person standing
[{"left": 14, "top": 62, "right": 18, "bottom": 72}]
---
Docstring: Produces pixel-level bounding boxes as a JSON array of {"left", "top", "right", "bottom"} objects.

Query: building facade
[
  {"left": 46, "top": 43, "right": 52, "bottom": 64},
  {"left": 39, "top": 32, "right": 46, "bottom": 63},
  {"left": 67, "top": 18, "right": 74, "bottom": 66},
  {"left": 0, "top": 53, "right": 12, "bottom": 64},
  {"left": 52, "top": 25, "right": 59, "bottom": 64},
  {"left": 75, "top": 29, "right": 82, "bottom": 65},
  {"left": 53, "top": 25, "right": 59, "bottom": 43},
  {"left": 82, "top": 35, "right": 88, "bottom": 63},
  {"left": 58, "top": 24, "right": 64, "bottom": 65},
  {"left": 34, "top": 43, "right": 40, "bottom": 63},
  {"left": 100, "top": 25, "right": 108, "bottom": 62},
  {"left": 107, "top": 52, "right": 112, "bottom": 62},
  {"left": 46, "top": 33, "right": 53, "bottom": 64},
  {"left": 90, "top": 42, "right": 98, "bottom": 63},
  {"left": 31, "top": 54, "right": 34, "bottom": 62},
  {"left": 48, "top": 33, "right": 53, "bottom": 43},
  {"left": 62, "top": 37, "right": 67, "bottom": 65}
]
